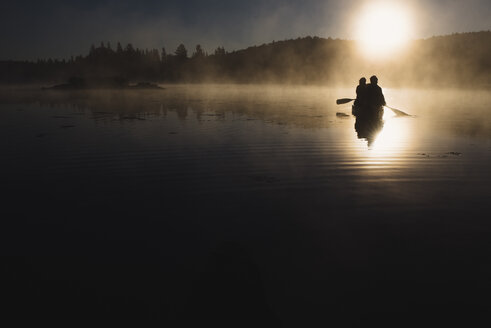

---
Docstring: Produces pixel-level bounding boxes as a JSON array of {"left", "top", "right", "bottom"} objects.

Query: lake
[{"left": 1, "top": 84, "right": 490, "bottom": 326}]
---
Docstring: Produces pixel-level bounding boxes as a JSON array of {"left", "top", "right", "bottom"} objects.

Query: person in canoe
[
  {"left": 353, "top": 75, "right": 386, "bottom": 146},
  {"left": 365, "top": 75, "right": 386, "bottom": 117},
  {"left": 351, "top": 75, "right": 386, "bottom": 118},
  {"left": 354, "top": 77, "right": 367, "bottom": 107}
]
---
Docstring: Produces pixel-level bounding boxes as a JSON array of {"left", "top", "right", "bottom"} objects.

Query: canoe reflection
[{"left": 354, "top": 115, "right": 384, "bottom": 147}]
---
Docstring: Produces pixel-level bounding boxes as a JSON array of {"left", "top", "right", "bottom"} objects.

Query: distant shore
[
  {"left": 1, "top": 32, "right": 489, "bottom": 88},
  {"left": 42, "top": 77, "right": 163, "bottom": 90}
]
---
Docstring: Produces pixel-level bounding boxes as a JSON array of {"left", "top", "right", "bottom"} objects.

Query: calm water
[{"left": 1, "top": 85, "right": 490, "bottom": 326}]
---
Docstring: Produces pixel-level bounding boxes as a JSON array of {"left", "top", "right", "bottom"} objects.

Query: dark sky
[{"left": 1, "top": 0, "right": 490, "bottom": 60}]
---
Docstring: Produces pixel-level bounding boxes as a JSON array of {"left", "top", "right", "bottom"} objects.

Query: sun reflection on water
[{"left": 368, "top": 109, "right": 410, "bottom": 154}]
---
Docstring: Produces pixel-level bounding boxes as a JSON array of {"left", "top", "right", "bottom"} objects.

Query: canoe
[{"left": 352, "top": 104, "right": 384, "bottom": 120}]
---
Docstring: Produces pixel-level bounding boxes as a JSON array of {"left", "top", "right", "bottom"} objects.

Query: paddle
[
  {"left": 335, "top": 98, "right": 411, "bottom": 116},
  {"left": 336, "top": 98, "right": 355, "bottom": 105},
  {"left": 384, "top": 105, "right": 411, "bottom": 116}
]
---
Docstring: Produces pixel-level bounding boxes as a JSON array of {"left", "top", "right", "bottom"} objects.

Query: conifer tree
[
  {"left": 161, "top": 47, "right": 167, "bottom": 62},
  {"left": 192, "top": 45, "right": 205, "bottom": 58},
  {"left": 175, "top": 44, "right": 188, "bottom": 59}
]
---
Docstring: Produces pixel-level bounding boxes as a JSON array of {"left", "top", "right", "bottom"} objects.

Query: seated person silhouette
[
  {"left": 354, "top": 77, "right": 367, "bottom": 107},
  {"left": 364, "top": 75, "right": 386, "bottom": 117}
]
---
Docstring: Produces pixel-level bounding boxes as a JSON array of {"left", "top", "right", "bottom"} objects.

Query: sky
[{"left": 1, "top": 0, "right": 490, "bottom": 60}]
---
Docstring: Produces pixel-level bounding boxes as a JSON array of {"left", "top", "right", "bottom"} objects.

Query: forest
[{"left": 0, "top": 31, "right": 490, "bottom": 88}]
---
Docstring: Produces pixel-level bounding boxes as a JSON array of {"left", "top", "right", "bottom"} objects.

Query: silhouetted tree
[
  {"left": 192, "top": 45, "right": 205, "bottom": 59},
  {"left": 161, "top": 47, "right": 167, "bottom": 62},
  {"left": 175, "top": 44, "right": 188, "bottom": 59},
  {"left": 125, "top": 43, "right": 135, "bottom": 53},
  {"left": 0, "top": 32, "right": 490, "bottom": 86},
  {"left": 214, "top": 47, "right": 226, "bottom": 56}
]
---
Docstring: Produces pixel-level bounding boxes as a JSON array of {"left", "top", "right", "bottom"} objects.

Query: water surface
[{"left": 1, "top": 85, "right": 490, "bottom": 326}]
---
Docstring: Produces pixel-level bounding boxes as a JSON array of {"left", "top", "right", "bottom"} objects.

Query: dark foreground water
[{"left": 1, "top": 85, "right": 490, "bottom": 326}]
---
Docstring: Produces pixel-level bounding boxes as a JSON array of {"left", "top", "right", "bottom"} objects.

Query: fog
[{"left": 1, "top": 84, "right": 490, "bottom": 137}]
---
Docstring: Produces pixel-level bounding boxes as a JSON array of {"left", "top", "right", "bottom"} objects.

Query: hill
[{"left": 0, "top": 31, "right": 490, "bottom": 87}]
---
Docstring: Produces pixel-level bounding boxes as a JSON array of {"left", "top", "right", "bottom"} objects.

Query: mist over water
[{"left": 1, "top": 85, "right": 490, "bottom": 326}]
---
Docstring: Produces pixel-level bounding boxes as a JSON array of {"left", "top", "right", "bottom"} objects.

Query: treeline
[{"left": 0, "top": 31, "right": 490, "bottom": 87}]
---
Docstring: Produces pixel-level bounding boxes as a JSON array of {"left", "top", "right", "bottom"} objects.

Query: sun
[{"left": 355, "top": 3, "right": 413, "bottom": 57}]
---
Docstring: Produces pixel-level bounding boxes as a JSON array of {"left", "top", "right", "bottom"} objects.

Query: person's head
[
  {"left": 370, "top": 75, "right": 378, "bottom": 84},
  {"left": 359, "top": 77, "right": 366, "bottom": 85}
]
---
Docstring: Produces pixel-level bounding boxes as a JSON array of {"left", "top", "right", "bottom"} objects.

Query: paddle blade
[
  {"left": 336, "top": 98, "right": 355, "bottom": 105},
  {"left": 386, "top": 106, "right": 411, "bottom": 116}
]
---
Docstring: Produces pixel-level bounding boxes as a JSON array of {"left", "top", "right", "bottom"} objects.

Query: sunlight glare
[
  {"left": 355, "top": 3, "right": 413, "bottom": 58},
  {"left": 370, "top": 111, "right": 409, "bottom": 153}
]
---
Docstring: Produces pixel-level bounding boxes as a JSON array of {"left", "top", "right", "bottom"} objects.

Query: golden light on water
[
  {"left": 354, "top": 2, "right": 413, "bottom": 58},
  {"left": 370, "top": 109, "right": 410, "bottom": 152}
]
